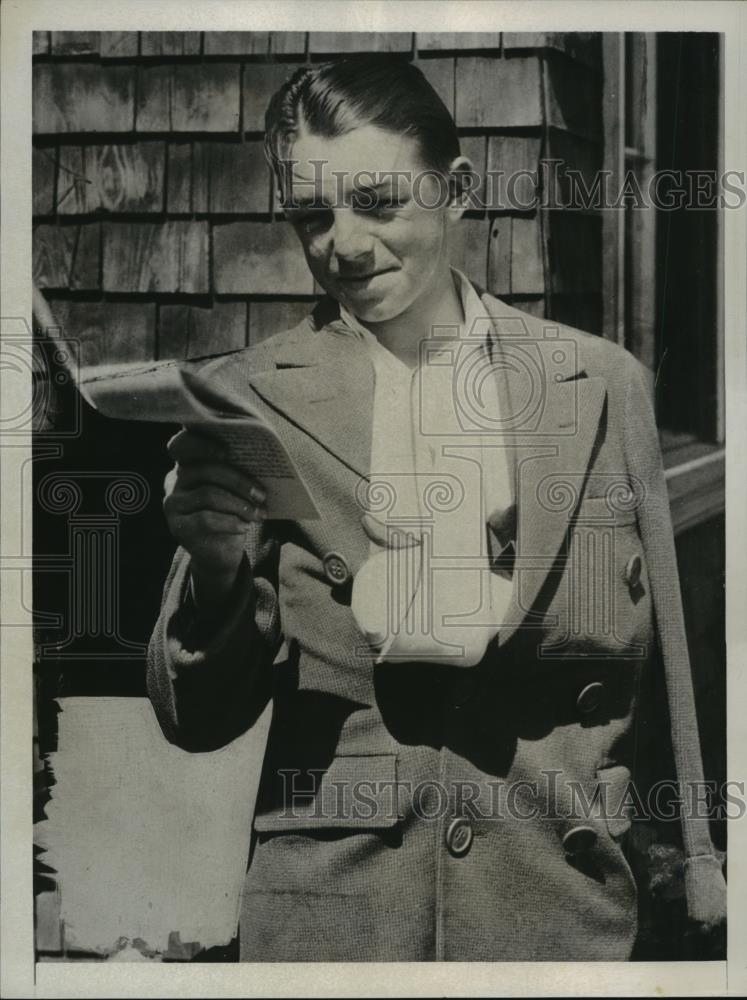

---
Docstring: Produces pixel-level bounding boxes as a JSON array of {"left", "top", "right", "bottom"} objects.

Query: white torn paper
[{"left": 35, "top": 696, "right": 270, "bottom": 956}]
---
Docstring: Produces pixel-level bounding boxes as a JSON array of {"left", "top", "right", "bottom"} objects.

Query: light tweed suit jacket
[{"left": 147, "top": 289, "right": 725, "bottom": 961}]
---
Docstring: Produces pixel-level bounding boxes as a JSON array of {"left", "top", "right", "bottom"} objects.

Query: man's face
[{"left": 283, "top": 125, "right": 453, "bottom": 324}]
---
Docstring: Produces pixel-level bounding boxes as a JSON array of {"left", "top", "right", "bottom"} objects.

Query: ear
[{"left": 446, "top": 155, "right": 477, "bottom": 218}]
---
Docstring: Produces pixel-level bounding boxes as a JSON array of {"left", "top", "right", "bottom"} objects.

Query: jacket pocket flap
[
  {"left": 254, "top": 753, "right": 399, "bottom": 832},
  {"left": 597, "top": 764, "right": 634, "bottom": 838}
]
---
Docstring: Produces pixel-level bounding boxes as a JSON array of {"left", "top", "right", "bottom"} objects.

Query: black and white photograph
[{"left": 1, "top": 1, "right": 746, "bottom": 996}]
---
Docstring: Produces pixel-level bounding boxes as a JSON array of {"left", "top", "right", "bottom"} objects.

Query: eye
[
  {"left": 289, "top": 208, "right": 333, "bottom": 236},
  {"left": 353, "top": 193, "right": 408, "bottom": 217}
]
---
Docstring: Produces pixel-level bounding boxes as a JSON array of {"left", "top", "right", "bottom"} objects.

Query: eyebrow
[{"left": 287, "top": 176, "right": 408, "bottom": 208}]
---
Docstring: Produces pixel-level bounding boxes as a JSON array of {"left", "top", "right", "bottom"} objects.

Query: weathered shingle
[
  {"left": 56, "top": 143, "right": 165, "bottom": 214},
  {"left": 166, "top": 143, "right": 193, "bottom": 213},
  {"left": 270, "top": 33, "right": 306, "bottom": 55},
  {"left": 503, "top": 32, "right": 601, "bottom": 70},
  {"left": 50, "top": 300, "right": 156, "bottom": 365},
  {"left": 459, "top": 135, "right": 487, "bottom": 210},
  {"left": 166, "top": 141, "right": 270, "bottom": 214},
  {"left": 487, "top": 216, "right": 512, "bottom": 295},
  {"left": 486, "top": 135, "right": 542, "bottom": 211},
  {"left": 103, "top": 221, "right": 209, "bottom": 293},
  {"left": 33, "top": 223, "right": 100, "bottom": 290},
  {"left": 33, "top": 64, "right": 135, "bottom": 133},
  {"left": 417, "top": 58, "right": 455, "bottom": 116},
  {"left": 213, "top": 221, "right": 313, "bottom": 294},
  {"left": 417, "top": 33, "right": 501, "bottom": 51},
  {"left": 243, "top": 63, "right": 298, "bottom": 132},
  {"left": 206, "top": 142, "right": 271, "bottom": 213},
  {"left": 203, "top": 32, "right": 269, "bottom": 56},
  {"left": 33, "top": 31, "right": 50, "bottom": 56},
  {"left": 510, "top": 215, "right": 545, "bottom": 295},
  {"left": 140, "top": 32, "right": 201, "bottom": 57},
  {"left": 455, "top": 56, "right": 542, "bottom": 128},
  {"left": 50, "top": 32, "right": 100, "bottom": 56},
  {"left": 99, "top": 32, "right": 139, "bottom": 59},
  {"left": 192, "top": 143, "right": 211, "bottom": 213},
  {"left": 249, "top": 299, "right": 313, "bottom": 345},
  {"left": 308, "top": 33, "right": 412, "bottom": 54},
  {"left": 159, "top": 302, "right": 247, "bottom": 359},
  {"left": 33, "top": 147, "right": 56, "bottom": 216},
  {"left": 449, "top": 218, "right": 490, "bottom": 290},
  {"left": 137, "top": 65, "right": 240, "bottom": 133}
]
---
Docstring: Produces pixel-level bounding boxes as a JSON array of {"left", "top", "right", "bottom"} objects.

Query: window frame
[{"left": 601, "top": 32, "right": 725, "bottom": 536}]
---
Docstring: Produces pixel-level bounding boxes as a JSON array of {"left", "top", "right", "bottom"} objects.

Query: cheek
[
  {"left": 299, "top": 238, "right": 329, "bottom": 275},
  {"left": 399, "top": 210, "right": 447, "bottom": 263}
]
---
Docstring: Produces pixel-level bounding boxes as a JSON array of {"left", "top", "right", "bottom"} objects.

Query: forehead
[{"left": 287, "top": 124, "right": 423, "bottom": 197}]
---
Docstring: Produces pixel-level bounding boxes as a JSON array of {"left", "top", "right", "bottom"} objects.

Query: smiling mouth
[{"left": 337, "top": 268, "right": 397, "bottom": 284}]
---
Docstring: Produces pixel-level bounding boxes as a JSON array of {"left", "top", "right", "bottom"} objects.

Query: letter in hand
[{"left": 163, "top": 429, "right": 267, "bottom": 611}]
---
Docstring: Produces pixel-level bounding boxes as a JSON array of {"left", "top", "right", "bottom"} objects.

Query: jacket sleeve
[
  {"left": 146, "top": 520, "right": 282, "bottom": 752},
  {"left": 623, "top": 354, "right": 726, "bottom": 928}
]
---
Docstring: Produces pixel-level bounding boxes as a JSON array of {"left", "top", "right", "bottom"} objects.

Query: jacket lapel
[
  {"left": 485, "top": 298, "right": 608, "bottom": 646},
  {"left": 247, "top": 321, "right": 375, "bottom": 481}
]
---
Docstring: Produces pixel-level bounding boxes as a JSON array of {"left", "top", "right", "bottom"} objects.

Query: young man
[{"left": 147, "top": 55, "right": 725, "bottom": 961}]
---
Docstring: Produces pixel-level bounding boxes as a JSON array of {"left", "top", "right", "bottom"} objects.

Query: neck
[{"left": 363, "top": 264, "right": 464, "bottom": 368}]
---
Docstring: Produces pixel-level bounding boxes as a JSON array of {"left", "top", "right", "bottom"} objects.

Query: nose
[{"left": 331, "top": 208, "right": 373, "bottom": 263}]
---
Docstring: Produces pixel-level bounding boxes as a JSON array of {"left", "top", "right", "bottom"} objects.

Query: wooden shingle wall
[{"left": 32, "top": 31, "right": 603, "bottom": 364}]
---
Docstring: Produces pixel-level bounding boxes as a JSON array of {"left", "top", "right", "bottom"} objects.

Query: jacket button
[
  {"left": 446, "top": 818, "right": 473, "bottom": 857},
  {"left": 625, "top": 554, "right": 642, "bottom": 588},
  {"left": 562, "top": 825, "right": 598, "bottom": 855},
  {"left": 576, "top": 681, "right": 605, "bottom": 715},
  {"left": 323, "top": 552, "right": 351, "bottom": 586}
]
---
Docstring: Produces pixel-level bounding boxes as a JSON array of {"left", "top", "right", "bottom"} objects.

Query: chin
[
  {"left": 346, "top": 298, "right": 406, "bottom": 324},
  {"left": 337, "top": 284, "right": 415, "bottom": 324},
  {"left": 318, "top": 272, "right": 413, "bottom": 325}
]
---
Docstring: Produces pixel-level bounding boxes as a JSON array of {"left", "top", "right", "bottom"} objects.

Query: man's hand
[{"left": 163, "top": 429, "right": 267, "bottom": 611}]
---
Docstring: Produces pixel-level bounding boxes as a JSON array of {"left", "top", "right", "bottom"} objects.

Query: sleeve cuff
[
  {"left": 164, "top": 554, "right": 256, "bottom": 679},
  {"left": 684, "top": 853, "right": 727, "bottom": 927}
]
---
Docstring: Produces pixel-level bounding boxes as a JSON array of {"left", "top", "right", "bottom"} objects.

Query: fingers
[
  {"left": 165, "top": 429, "right": 267, "bottom": 509},
  {"left": 169, "top": 510, "right": 248, "bottom": 536},
  {"left": 162, "top": 432, "right": 264, "bottom": 578},
  {"left": 164, "top": 466, "right": 177, "bottom": 497},
  {"left": 165, "top": 484, "right": 266, "bottom": 523},
  {"left": 175, "top": 463, "right": 266, "bottom": 507},
  {"left": 167, "top": 428, "right": 224, "bottom": 465}
]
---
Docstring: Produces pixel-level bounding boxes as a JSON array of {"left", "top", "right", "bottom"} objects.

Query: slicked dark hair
[{"left": 264, "top": 55, "right": 461, "bottom": 195}]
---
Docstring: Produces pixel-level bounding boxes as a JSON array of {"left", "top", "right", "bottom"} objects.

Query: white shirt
[{"left": 341, "top": 268, "right": 513, "bottom": 666}]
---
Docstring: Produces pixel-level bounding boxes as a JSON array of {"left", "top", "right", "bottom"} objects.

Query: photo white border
[{"left": 2, "top": 1, "right": 745, "bottom": 996}]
